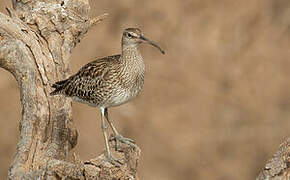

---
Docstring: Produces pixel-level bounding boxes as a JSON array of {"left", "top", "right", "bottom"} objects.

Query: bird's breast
[{"left": 105, "top": 59, "right": 145, "bottom": 107}]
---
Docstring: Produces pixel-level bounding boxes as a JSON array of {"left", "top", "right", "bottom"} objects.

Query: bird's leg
[
  {"left": 100, "top": 108, "right": 122, "bottom": 165},
  {"left": 104, "top": 108, "right": 136, "bottom": 150}
]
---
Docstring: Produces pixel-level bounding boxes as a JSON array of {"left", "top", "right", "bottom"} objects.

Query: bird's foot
[
  {"left": 104, "top": 154, "right": 123, "bottom": 166},
  {"left": 110, "top": 134, "right": 136, "bottom": 150}
]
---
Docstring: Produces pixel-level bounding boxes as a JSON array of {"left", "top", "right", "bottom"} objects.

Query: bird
[{"left": 50, "top": 28, "right": 165, "bottom": 164}]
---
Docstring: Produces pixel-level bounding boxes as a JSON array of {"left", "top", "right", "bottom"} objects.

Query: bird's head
[{"left": 122, "top": 28, "right": 165, "bottom": 54}]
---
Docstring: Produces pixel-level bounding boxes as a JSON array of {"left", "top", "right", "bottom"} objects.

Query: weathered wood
[
  {"left": 256, "top": 137, "right": 290, "bottom": 180},
  {"left": 0, "top": 0, "right": 140, "bottom": 179}
]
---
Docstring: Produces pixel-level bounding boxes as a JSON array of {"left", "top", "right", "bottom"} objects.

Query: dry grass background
[{"left": 1, "top": 0, "right": 290, "bottom": 179}]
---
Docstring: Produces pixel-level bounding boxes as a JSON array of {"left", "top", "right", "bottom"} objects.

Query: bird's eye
[{"left": 126, "top": 33, "right": 133, "bottom": 38}]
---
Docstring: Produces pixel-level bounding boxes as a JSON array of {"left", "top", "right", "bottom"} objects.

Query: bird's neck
[
  {"left": 120, "top": 44, "right": 145, "bottom": 78},
  {"left": 121, "top": 45, "right": 142, "bottom": 62}
]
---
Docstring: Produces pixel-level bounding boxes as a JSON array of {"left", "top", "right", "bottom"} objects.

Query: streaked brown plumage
[{"left": 50, "top": 28, "right": 164, "bottom": 164}]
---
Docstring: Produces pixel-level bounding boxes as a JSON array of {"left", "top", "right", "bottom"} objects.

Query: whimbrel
[{"left": 50, "top": 28, "right": 165, "bottom": 163}]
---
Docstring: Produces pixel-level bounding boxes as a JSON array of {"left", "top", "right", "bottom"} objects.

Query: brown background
[{"left": 1, "top": 0, "right": 290, "bottom": 179}]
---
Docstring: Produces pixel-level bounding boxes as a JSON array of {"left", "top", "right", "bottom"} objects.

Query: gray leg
[
  {"left": 104, "top": 108, "right": 136, "bottom": 149},
  {"left": 100, "top": 107, "right": 111, "bottom": 157},
  {"left": 104, "top": 108, "right": 119, "bottom": 135},
  {"left": 100, "top": 107, "right": 122, "bottom": 164}
]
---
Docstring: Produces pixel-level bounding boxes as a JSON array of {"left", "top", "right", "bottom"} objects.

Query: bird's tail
[{"left": 50, "top": 79, "right": 68, "bottom": 95}]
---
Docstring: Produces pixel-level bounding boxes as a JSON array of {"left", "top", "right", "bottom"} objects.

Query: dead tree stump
[
  {"left": 0, "top": 0, "right": 140, "bottom": 179},
  {"left": 256, "top": 137, "right": 290, "bottom": 180}
]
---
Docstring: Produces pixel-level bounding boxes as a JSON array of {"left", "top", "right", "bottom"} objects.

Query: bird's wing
[
  {"left": 51, "top": 54, "right": 121, "bottom": 97},
  {"left": 76, "top": 55, "right": 121, "bottom": 80}
]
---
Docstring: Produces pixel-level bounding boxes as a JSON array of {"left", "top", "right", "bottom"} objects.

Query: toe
[
  {"left": 116, "top": 134, "right": 135, "bottom": 144},
  {"left": 106, "top": 155, "right": 123, "bottom": 165}
]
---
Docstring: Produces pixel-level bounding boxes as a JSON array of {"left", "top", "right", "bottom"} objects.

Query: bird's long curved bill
[{"left": 140, "top": 35, "right": 165, "bottom": 54}]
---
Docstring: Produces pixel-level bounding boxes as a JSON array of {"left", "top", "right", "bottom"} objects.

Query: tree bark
[
  {"left": 256, "top": 137, "right": 290, "bottom": 180},
  {"left": 0, "top": 1, "right": 140, "bottom": 179}
]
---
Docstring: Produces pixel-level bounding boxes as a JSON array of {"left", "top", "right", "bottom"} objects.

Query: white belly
[{"left": 106, "top": 88, "right": 141, "bottom": 107}]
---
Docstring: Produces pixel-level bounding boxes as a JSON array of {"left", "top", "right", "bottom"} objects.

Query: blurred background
[{"left": 1, "top": 0, "right": 290, "bottom": 179}]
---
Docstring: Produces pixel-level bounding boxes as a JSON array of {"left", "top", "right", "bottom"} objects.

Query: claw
[
  {"left": 117, "top": 135, "right": 135, "bottom": 143},
  {"left": 110, "top": 134, "right": 136, "bottom": 150},
  {"left": 105, "top": 154, "right": 124, "bottom": 166}
]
